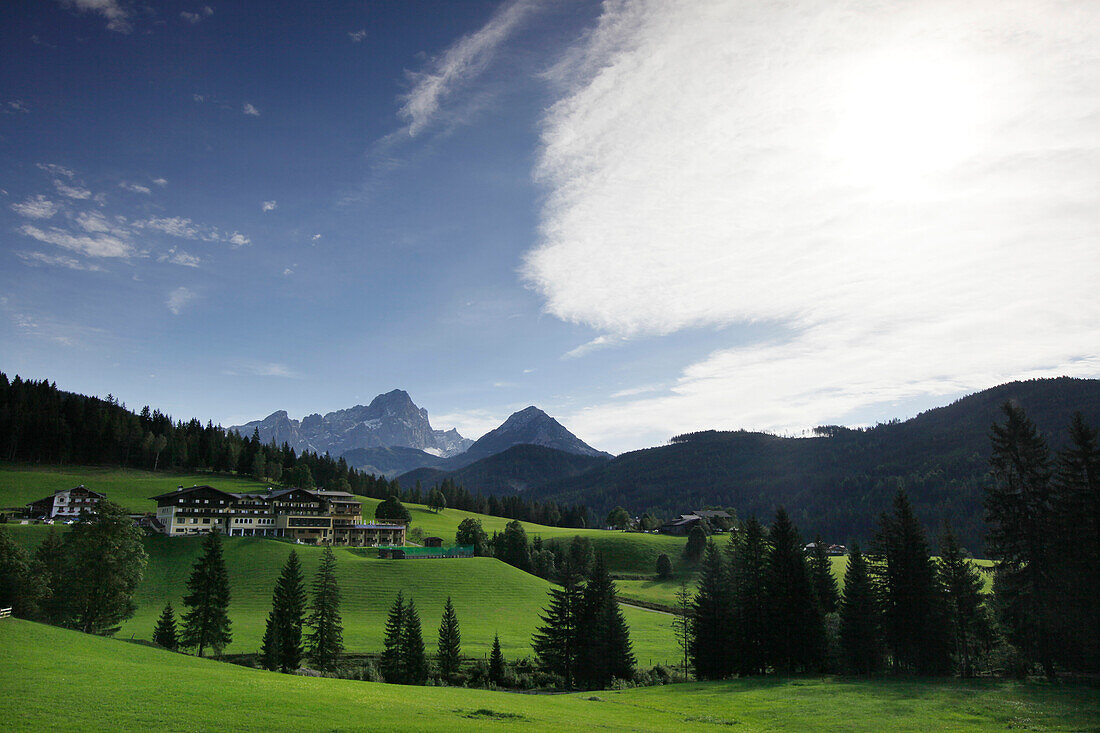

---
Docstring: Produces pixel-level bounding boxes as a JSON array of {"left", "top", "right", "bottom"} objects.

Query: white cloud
[
  {"left": 137, "top": 216, "right": 199, "bottom": 239},
  {"left": 153, "top": 178, "right": 168, "bottom": 187},
  {"left": 11, "top": 195, "right": 60, "bottom": 219},
  {"left": 399, "top": 0, "right": 538, "bottom": 136},
  {"left": 158, "top": 249, "right": 201, "bottom": 268},
  {"left": 53, "top": 180, "right": 92, "bottom": 199},
  {"left": 261, "top": 200, "right": 277, "bottom": 212},
  {"left": 166, "top": 286, "right": 196, "bottom": 315},
  {"left": 16, "top": 251, "right": 105, "bottom": 272},
  {"left": 119, "top": 181, "right": 151, "bottom": 194},
  {"left": 349, "top": 29, "right": 366, "bottom": 43},
  {"left": 243, "top": 103, "right": 261, "bottom": 117},
  {"left": 19, "top": 223, "right": 133, "bottom": 258},
  {"left": 223, "top": 361, "right": 301, "bottom": 379},
  {"left": 311, "top": 233, "right": 321, "bottom": 242},
  {"left": 37, "top": 163, "right": 74, "bottom": 178},
  {"left": 227, "top": 232, "right": 251, "bottom": 247},
  {"left": 525, "top": 0, "right": 1100, "bottom": 450},
  {"left": 283, "top": 268, "right": 293, "bottom": 276},
  {"left": 563, "top": 334, "right": 623, "bottom": 359},
  {"left": 181, "top": 8, "right": 213, "bottom": 25},
  {"left": 5, "top": 100, "right": 29, "bottom": 114},
  {"left": 193, "top": 94, "right": 205, "bottom": 103},
  {"left": 60, "top": 0, "right": 131, "bottom": 33}
]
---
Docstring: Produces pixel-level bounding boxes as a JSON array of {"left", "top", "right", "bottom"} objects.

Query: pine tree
[
  {"left": 1052, "top": 413, "right": 1100, "bottom": 671},
  {"left": 673, "top": 578, "right": 693, "bottom": 680},
  {"left": 690, "top": 540, "right": 733, "bottom": 679},
  {"left": 180, "top": 530, "right": 232, "bottom": 657},
  {"left": 729, "top": 517, "right": 769, "bottom": 676},
  {"left": 937, "top": 525, "right": 984, "bottom": 677},
  {"left": 401, "top": 598, "right": 428, "bottom": 685},
  {"left": 872, "top": 490, "right": 951, "bottom": 675},
  {"left": 985, "top": 403, "right": 1057, "bottom": 678},
  {"left": 655, "top": 553, "right": 673, "bottom": 580},
  {"left": 380, "top": 591, "right": 406, "bottom": 683},
  {"left": 306, "top": 546, "right": 343, "bottom": 671},
  {"left": 532, "top": 563, "right": 583, "bottom": 688},
  {"left": 153, "top": 602, "right": 179, "bottom": 651},
  {"left": 437, "top": 596, "right": 462, "bottom": 682},
  {"left": 808, "top": 535, "right": 840, "bottom": 613},
  {"left": 259, "top": 551, "right": 306, "bottom": 672},
  {"left": 489, "top": 633, "right": 505, "bottom": 685},
  {"left": 839, "top": 543, "right": 879, "bottom": 674},
  {"left": 576, "top": 555, "right": 635, "bottom": 688},
  {"left": 765, "top": 507, "right": 823, "bottom": 674}
]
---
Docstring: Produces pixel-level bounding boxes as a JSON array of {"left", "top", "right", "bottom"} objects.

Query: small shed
[{"left": 423, "top": 536, "right": 444, "bottom": 548}]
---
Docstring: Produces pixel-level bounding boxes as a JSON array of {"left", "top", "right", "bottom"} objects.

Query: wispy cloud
[
  {"left": 20, "top": 224, "right": 133, "bottom": 258},
  {"left": 37, "top": 163, "right": 75, "bottom": 178},
  {"left": 158, "top": 249, "right": 201, "bottom": 268},
  {"left": 16, "top": 251, "right": 105, "bottom": 272},
  {"left": 59, "top": 0, "right": 132, "bottom": 33},
  {"left": 243, "top": 103, "right": 261, "bottom": 117},
  {"left": 227, "top": 232, "right": 251, "bottom": 247},
  {"left": 119, "top": 181, "right": 151, "bottom": 194},
  {"left": 563, "top": 334, "right": 623, "bottom": 359},
  {"left": 53, "top": 180, "right": 92, "bottom": 199},
  {"left": 311, "top": 233, "right": 322, "bottom": 242},
  {"left": 137, "top": 216, "right": 199, "bottom": 239},
  {"left": 181, "top": 7, "right": 212, "bottom": 24},
  {"left": 399, "top": 0, "right": 539, "bottom": 137},
  {"left": 11, "top": 195, "right": 60, "bottom": 219},
  {"left": 431, "top": 409, "right": 504, "bottom": 441},
  {"left": 261, "top": 200, "right": 277, "bottom": 212},
  {"left": 525, "top": 0, "right": 1100, "bottom": 451},
  {"left": 223, "top": 360, "right": 302, "bottom": 379},
  {"left": 153, "top": 177, "right": 168, "bottom": 187},
  {"left": 166, "top": 286, "right": 197, "bottom": 315},
  {"left": 4, "top": 100, "right": 30, "bottom": 114},
  {"left": 349, "top": 29, "right": 366, "bottom": 43}
]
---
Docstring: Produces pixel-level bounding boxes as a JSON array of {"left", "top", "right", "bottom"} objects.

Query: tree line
[
  {"left": 683, "top": 403, "right": 1100, "bottom": 680},
  {"left": 0, "top": 372, "right": 590, "bottom": 529}
]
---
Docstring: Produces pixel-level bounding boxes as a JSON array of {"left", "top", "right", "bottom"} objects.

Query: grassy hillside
[
  {"left": 0, "top": 464, "right": 272, "bottom": 513},
  {"left": 4, "top": 619, "right": 1097, "bottom": 733},
  {"left": 5, "top": 525, "right": 679, "bottom": 663}
]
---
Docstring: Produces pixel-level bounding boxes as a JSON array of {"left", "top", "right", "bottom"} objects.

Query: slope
[{"left": 399, "top": 443, "right": 610, "bottom": 495}]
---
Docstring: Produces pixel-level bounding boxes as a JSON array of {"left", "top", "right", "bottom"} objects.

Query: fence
[
  {"left": 0, "top": 607, "right": 12, "bottom": 619},
  {"left": 378, "top": 545, "right": 474, "bottom": 559}
]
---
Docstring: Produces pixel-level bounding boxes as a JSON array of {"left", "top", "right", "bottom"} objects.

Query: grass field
[
  {"left": 0, "top": 464, "right": 688, "bottom": 576},
  {"left": 5, "top": 525, "right": 679, "bottom": 663},
  {"left": 4, "top": 619, "right": 1098, "bottom": 733}
]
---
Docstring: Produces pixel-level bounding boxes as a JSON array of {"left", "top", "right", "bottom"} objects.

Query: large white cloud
[{"left": 524, "top": 0, "right": 1100, "bottom": 450}]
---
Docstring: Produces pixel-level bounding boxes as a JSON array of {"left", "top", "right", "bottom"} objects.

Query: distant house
[
  {"left": 26, "top": 485, "right": 105, "bottom": 520},
  {"left": 804, "top": 542, "right": 848, "bottom": 556},
  {"left": 423, "top": 536, "right": 444, "bottom": 548},
  {"left": 658, "top": 509, "right": 733, "bottom": 536}
]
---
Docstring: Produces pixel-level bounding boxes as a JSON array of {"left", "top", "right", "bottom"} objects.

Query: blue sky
[{"left": 2, "top": 0, "right": 1098, "bottom": 454}]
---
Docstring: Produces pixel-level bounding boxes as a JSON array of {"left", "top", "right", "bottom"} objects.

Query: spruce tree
[
  {"left": 872, "top": 490, "right": 951, "bottom": 675},
  {"left": 401, "top": 598, "right": 428, "bottom": 684},
  {"left": 985, "top": 403, "right": 1057, "bottom": 678},
  {"left": 532, "top": 563, "right": 583, "bottom": 688},
  {"left": 937, "top": 525, "right": 984, "bottom": 677},
  {"left": 380, "top": 592, "right": 406, "bottom": 683},
  {"left": 839, "top": 543, "right": 879, "bottom": 674},
  {"left": 1052, "top": 413, "right": 1100, "bottom": 671},
  {"left": 153, "top": 602, "right": 179, "bottom": 651},
  {"left": 673, "top": 578, "right": 693, "bottom": 679},
  {"left": 765, "top": 507, "right": 823, "bottom": 674},
  {"left": 489, "top": 633, "right": 505, "bottom": 685},
  {"left": 180, "top": 529, "right": 232, "bottom": 657},
  {"left": 576, "top": 555, "right": 635, "bottom": 688},
  {"left": 729, "top": 517, "right": 769, "bottom": 676},
  {"left": 655, "top": 553, "right": 673, "bottom": 580},
  {"left": 437, "top": 596, "right": 462, "bottom": 682},
  {"left": 260, "top": 609, "right": 282, "bottom": 671},
  {"left": 808, "top": 535, "right": 840, "bottom": 613},
  {"left": 272, "top": 551, "right": 306, "bottom": 672},
  {"left": 690, "top": 540, "right": 733, "bottom": 679},
  {"left": 306, "top": 546, "right": 343, "bottom": 671}
]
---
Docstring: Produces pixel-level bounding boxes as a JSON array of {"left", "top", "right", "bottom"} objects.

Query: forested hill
[
  {"left": 528, "top": 377, "right": 1100, "bottom": 551},
  {"left": 399, "top": 444, "right": 610, "bottom": 495}
]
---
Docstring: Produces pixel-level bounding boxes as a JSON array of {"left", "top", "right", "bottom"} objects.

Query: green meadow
[
  {"left": 4, "top": 619, "right": 1098, "bottom": 733},
  {"left": 6, "top": 524, "right": 679, "bottom": 663}
]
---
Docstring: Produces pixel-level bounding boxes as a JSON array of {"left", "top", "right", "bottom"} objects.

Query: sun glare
[{"left": 829, "top": 50, "right": 983, "bottom": 194}]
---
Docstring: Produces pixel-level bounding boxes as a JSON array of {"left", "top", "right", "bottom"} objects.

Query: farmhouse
[
  {"left": 658, "top": 509, "right": 733, "bottom": 535},
  {"left": 26, "top": 485, "right": 105, "bottom": 520},
  {"left": 150, "top": 485, "right": 405, "bottom": 546}
]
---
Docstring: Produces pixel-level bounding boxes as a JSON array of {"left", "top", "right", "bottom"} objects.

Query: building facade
[
  {"left": 27, "top": 485, "right": 105, "bottom": 519},
  {"left": 150, "top": 485, "right": 405, "bottom": 546}
]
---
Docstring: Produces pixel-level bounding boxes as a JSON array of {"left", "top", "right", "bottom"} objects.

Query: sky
[{"left": 1, "top": 0, "right": 1098, "bottom": 455}]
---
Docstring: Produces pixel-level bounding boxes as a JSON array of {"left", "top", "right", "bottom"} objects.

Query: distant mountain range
[
  {"left": 229, "top": 389, "right": 474, "bottom": 460},
  {"left": 230, "top": 394, "right": 610, "bottom": 478}
]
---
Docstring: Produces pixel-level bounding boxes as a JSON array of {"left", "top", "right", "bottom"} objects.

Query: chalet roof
[
  {"left": 148, "top": 485, "right": 239, "bottom": 501},
  {"left": 692, "top": 510, "right": 732, "bottom": 519},
  {"left": 313, "top": 490, "right": 357, "bottom": 499}
]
